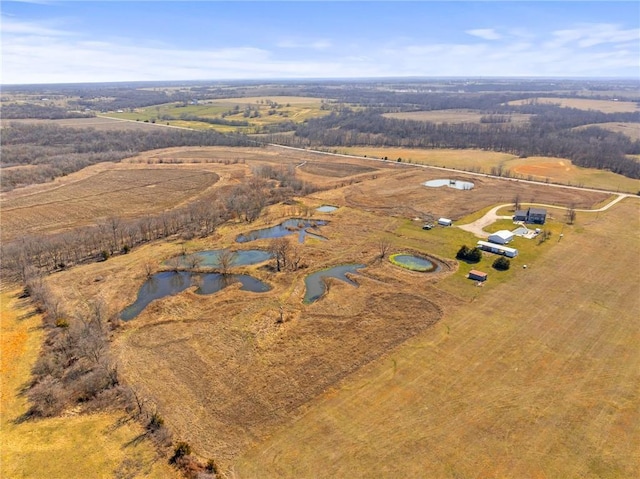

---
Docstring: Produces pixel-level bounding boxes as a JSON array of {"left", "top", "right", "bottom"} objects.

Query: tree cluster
[
  {"left": 492, "top": 257, "right": 511, "bottom": 270},
  {"left": 1, "top": 122, "right": 254, "bottom": 190},
  {"left": 456, "top": 245, "right": 482, "bottom": 263}
]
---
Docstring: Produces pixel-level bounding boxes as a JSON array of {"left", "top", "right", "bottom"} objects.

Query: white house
[{"left": 488, "top": 230, "right": 514, "bottom": 245}]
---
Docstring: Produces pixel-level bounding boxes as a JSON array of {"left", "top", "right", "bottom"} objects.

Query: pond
[
  {"left": 423, "top": 179, "right": 474, "bottom": 190},
  {"left": 389, "top": 253, "right": 439, "bottom": 272},
  {"left": 236, "top": 218, "right": 328, "bottom": 244},
  {"left": 164, "top": 249, "right": 272, "bottom": 269},
  {"left": 120, "top": 271, "right": 271, "bottom": 320},
  {"left": 316, "top": 205, "right": 339, "bottom": 213},
  {"left": 303, "top": 264, "right": 365, "bottom": 304}
]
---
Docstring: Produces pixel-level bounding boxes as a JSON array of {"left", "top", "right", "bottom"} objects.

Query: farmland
[
  {"left": 335, "top": 147, "right": 640, "bottom": 194},
  {"left": 3, "top": 78, "right": 639, "bottom": 479},
  {"left": 236, "top": 197, "right": 640, "bottom": 479},
  {"left": 0, "top": 163, "right": 221, "bottom": 242},
  {"left": 508, "top": 97, "right": 640, "bottom": 113},
  {"left": 104, "top": 95, "right": 333, "bottom": 133},
  {"left": 32, "top": 149, "right": 622, "bottom": 474}
]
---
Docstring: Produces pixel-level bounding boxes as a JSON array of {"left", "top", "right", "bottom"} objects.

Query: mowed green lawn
[{"left": 235, "top": 198, "right": 640, "bottom": 478}]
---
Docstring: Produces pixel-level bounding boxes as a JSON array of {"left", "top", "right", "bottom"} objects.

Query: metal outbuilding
[{"left": 438, "top": 217, "right": 453, "bottom": 226}]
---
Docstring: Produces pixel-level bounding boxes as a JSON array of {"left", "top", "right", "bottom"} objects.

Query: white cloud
[
  {"left": 2, "top": 17, "right": 638, "bottom": 84},
  {"left": 1, "top": 17, "right": 73, "bottom": 36},
  {"left": 466, "top": 29, "right": 502, "bottom": 41},
  {"left": 546, "top": 23, "right": 640, "bottom": 49}
]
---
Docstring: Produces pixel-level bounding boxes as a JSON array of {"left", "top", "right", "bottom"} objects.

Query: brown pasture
[
  {"left": 0, "top": 163, "right": 221, "bottom": 242},
  {"left": 508, "top": 97, "right": 640, "bottom": 113},
  {"left": 41, "top": 152, "right": 616, "bottom": 473},
  {"left": 236, "top": 198, "right": 640, "bottom": 478}
]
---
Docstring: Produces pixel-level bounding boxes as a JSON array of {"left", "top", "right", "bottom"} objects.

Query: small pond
[
  {"left": 120, "top": 271, "right": 270, "bottom": 320},
  {"left": 423, "top": 179, "right": 474, "bottom": 190},
  {"left": 164, "top": 249, "right": 272, "bottom": 269},
  {"left": 303, "top": 264, "right": 365, "bottom": 304},
  {"left": 316, "top": 205, "right": 339, "bottom": 213},
  {"left": 389, "top": 254, "right": 439, "bottom": 272},
  {"left": 236, "top": 218, "right": 328, "bottom": 244}
]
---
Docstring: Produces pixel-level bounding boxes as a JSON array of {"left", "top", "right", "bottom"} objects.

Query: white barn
[{"left": 488, "top": 230, "right": 514, "bottom": 245}]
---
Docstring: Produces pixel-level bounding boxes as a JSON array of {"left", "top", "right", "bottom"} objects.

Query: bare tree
[
  {"left": 513, "top": 194, "right": 521, "bottom": 211},
  {"left": 377, "top": 239, "right": 391, "bottom": 259},
  {"left": 566, "top": 204, "right": 577, "bottom": 225},
  {"left": 217, "top": 249, "right": 236, "bottom": 276},
  {"left": 268, "top": 237, "right": 290, "bottom": 272}
]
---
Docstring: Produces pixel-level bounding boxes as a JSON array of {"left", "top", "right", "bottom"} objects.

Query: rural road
[{"left": 457, "top": 194, "right": 629, "bottom": 238}]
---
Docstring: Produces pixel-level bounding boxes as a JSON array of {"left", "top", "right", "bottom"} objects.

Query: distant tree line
[
  {"left": 1, "top": 103, "right": 95, "bottom": 119},
  {"left": 1, "top": 123, "right": 255, "bottom": 190},
  {"left": 292, "top": 110, "right": 640, "bottom": 179}
]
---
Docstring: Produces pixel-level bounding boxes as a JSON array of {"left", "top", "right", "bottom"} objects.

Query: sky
[{"left": 1, "top": 1, "right": 639, "bottom": 84}]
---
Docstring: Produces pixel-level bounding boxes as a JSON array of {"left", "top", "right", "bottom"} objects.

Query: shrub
[
  {"left": 493, "top": 257, "right": 511, "bottom": 270},
  {"left": 456, "top": 245, "right": 482, "bottom": 263},
  {"left": 170, "top": 442, "right": 192, "bottom": 464},
  {"left": 456, "top": 245, "right": 470, "bottom": 260}
]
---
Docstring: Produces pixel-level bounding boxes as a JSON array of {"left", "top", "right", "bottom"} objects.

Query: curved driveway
[{"left": 457, "top": 194, "right": 630, "bottom": 238}]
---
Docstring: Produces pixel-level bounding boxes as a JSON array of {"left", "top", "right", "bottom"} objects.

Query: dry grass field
[
  {"left": 508, "top": 97, "right": 640, "bottom": 113},
  {"left": 383, "top": 109, "right": 531, "bottom": 124},
  {"left": 336, "top": 147, "right": 640, "bottom": 193},
  {"left": 236, "top": 198, "right": 640, "bottom": 479},
  {"left": 0, "top": 288, "right": 178, "bottom": 479},
  {"left": 40, "top": 153, "right": 617, "bottom": 474},
  {"left": 0, "top": 116, "right": 167, "bottom": 131},
  {"left": 0, "top": 163, "right": 221, "bottom": 242},
  {"left": 6, "top": 145, "right": 637, "bottom": 477}
]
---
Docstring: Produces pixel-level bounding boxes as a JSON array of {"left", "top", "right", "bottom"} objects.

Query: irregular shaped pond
[
  {"left": 316, "top": 205, "right": 339, "bottom": 213},
  {"left": 165, "top": 249, "right": 272, "bottom": 269},
  {"left": 120, "top": 271, "right": 270, "bottom": 320},
  {"left": 389, "top": 254, "right": 439, "bottom": 272},
  {"left": 423, "top": 179, "right": 474, "bottom": 190},
  {"left": 303, "top": 264, "right": 365, "bottom": 304},
  {"left": 236, "top": 218, "right": 328, "bottom": 244}
]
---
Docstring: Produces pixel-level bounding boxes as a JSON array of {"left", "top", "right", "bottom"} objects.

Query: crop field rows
[{"left": 1, "top": 166, "right": 220, "bottom": 241}]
